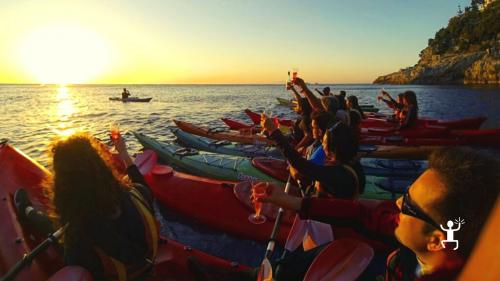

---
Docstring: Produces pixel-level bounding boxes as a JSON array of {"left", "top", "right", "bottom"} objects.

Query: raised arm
[{"left": 294, "top": 78, "right": 323, "bottom": 112}]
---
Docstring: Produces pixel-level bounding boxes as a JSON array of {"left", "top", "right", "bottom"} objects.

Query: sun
[{"left": 16, "top": 24, "right": 112, "bottom": 84}]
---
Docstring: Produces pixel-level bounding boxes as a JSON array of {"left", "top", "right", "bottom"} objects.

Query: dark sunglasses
[{"left": 401, "top": 192, "right": 441, "bottom": 230}]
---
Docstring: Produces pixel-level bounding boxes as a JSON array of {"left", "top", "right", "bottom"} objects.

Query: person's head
[
  {"left": 395, "top": 147, "right": 500, "bottom": 261},
  {"left": 294, "top": 98, "right": 312, "bottom": 116},
  {"left": 321, "top": 96, "right": 339, "bottom": 114},
  {"left": 321, "top": 121, "right": 357, "bottom": 163},
  {"left": 322, "top": 87, "right": 331, "bottom": 96},
  {"left": 46, "top": 133, "right": 128, "bottom": 242},
  {"left": 311, "top": 111, "right": 333, "bottom": 140},
  {"left": 397, "top": 93, "right": 405, "bottom": 104},
  {"left": 403, "top": 91, "right": 418, "bottom": 108},
  {"left": 339, "top": 90, "right": 346, "bottom": 98},
  {"left": 346, "top": 96, "right": 359, "bottom": 109},
  {"left": 336, "top": 94, "right": 347, "bottom": 110}
]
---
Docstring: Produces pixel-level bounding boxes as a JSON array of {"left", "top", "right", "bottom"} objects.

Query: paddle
[
  {"left": 0, "top": 224, "right": 68, "bottom": 281},
  {"left": 257, "top": 174, "right": 293, "bottom": 281}
]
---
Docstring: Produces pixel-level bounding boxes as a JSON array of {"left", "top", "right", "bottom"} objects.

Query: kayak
[
  {"left": 174, "top": 127, "right": 426, "bottom": 179},
  {"left": 109, "top": 97, "right": 152, "bottom": 102},
  {"left": 361, "top": 116, "right": 486, "bottom": 130},
  {"left": 141, "top": 157, "right": 395, "bottom": 251},
  {"left": 174, "top": 119, "right": 273, "bottom": 145},
  {"left": 0, "top": 142, "right": 247, "bottom": 281},
  {"left": 245, "top": 109, "right": 294, "bottom": 127},
  {"left": 361, "top": 128, "right": 500, "bottom": 147},
  {"left": 277, "top": 97, "right": 294, "bottom": 107},
  {"left": 172, "top": 127, "right": 283, "bottom": 159},
  {"left": 135, "top": 132, "right": 409, "bottom": 200},
  {"left": 221, "top": 118, "right": 254, "bottom": 130},
  {"left": 134, "top": 132, "right": 280, "bottom": 182}
]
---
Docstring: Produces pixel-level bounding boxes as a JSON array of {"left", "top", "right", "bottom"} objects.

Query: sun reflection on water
[{"left": 52, "top": 86, "right": 77, "bottom": 137}]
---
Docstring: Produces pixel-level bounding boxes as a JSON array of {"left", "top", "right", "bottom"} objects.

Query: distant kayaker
[
  {"left": 14, "top": 133, "right": 158, "bottom": 280},
  {"left": 122, "top": 88, "right": 131, "bottom": 99}
]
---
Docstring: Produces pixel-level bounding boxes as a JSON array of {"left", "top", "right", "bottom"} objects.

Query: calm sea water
[
  {"left": 1, "top": 83, "right": 499, "bottom": 266},
  {"left": 2, "top": 84, "right": 499, "bottom": 165}
]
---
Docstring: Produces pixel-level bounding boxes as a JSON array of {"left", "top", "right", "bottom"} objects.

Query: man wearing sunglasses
[{"left": 255, "top": 146, "right": 499, "bottom": 281}]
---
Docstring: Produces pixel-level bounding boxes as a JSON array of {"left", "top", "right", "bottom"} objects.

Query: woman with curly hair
[{"left": 14, "top": 132, "right": 158, "bottom": 281}]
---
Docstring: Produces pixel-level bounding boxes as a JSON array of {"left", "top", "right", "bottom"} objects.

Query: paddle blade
[
  {"left": 303, "top": 239, "right": 374, "bottom": 281},
  {"left": 134, "top": 150, "right": 157, "bottom": 175},
  {"left": 257, "top": 258, "right": 273, "bottom": 281}
]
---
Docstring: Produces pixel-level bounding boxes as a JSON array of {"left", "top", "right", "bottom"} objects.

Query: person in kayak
[
  {"left": 291, "top": 98, "right": 314, "bottom": 152},
  {"left": 378, "top": 91, "right": 404, "bottom": 118},
  {"left": 263, "top": 113, "right": 365, "bottom": 199},
  {"left": 398, "top": 91, "right": 419, "bottom": 129},
  {"left": 347, "top": 95, "right": 365, "bottom": 119},
  {"left": 314, "top": 86, "right": 331, "bottom": 97},
  {"left": 290, "top": 111, "right": 334, "bottom": 194},
  {"left": 255, "top": 146, "right": 500, "bottom": 281},
  {"left": 13, "top": 133, "right": 158, "bottom": 281},
  {"left": 122, "top": 88, "right": 131, "bottom": 99}
]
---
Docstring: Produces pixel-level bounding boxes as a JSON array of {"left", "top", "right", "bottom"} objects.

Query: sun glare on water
[{"left": 16, "top": 24, "right": 112, "bottom": 85}]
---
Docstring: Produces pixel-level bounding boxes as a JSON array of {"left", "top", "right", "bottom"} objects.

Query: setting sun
[{"left": 16, "top": 24, "right": 111, "bottom": 84}]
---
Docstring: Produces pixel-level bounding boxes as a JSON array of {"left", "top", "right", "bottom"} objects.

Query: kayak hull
[{"left": 109, "top": 97, "right": 152, "bottom": 102}]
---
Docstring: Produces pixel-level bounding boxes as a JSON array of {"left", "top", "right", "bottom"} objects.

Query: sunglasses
[{"left": 401, "top": 192, "right": 441, "bottom": 230}]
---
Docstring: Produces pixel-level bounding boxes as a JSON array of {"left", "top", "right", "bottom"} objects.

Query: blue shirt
[{"left": 308, "top": 141, "right": 326, "bottom": 165}]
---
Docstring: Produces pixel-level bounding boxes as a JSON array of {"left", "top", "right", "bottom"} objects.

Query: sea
[{"left": 1, "top": 84, "right": 500, "bottom": 266}]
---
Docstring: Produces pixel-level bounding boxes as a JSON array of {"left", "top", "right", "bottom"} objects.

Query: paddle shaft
[
  {"left": 0, "top": 224, "right": 67, "bottom": 281},
  {"left": 263, "top": 175, "right": 292, "bottom": 260}
]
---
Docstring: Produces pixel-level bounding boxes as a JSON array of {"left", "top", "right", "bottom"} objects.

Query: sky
[{"left": 0, "top": 0, "right": 470, "bottom": 84}]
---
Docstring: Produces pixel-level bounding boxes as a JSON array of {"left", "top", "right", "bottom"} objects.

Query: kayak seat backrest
[
  {"left": 174, "top": 147, "right": 199, "bottom": 157},
  {"left": 374, "top": 159, "right": 421, "bottom": 170}
]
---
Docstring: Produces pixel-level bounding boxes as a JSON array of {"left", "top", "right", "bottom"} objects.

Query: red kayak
[
  {"left": 244, "top": 109, "right": 294, "bottom": 127},
  {"left": 0, "top": 142, "right": 249, "bottom": 281},
  {"left": 221, "top": 118, "right": 254, "bottom": 130},
  {"left": 361, "top": 116, "right": 486, "bottom": 130}
]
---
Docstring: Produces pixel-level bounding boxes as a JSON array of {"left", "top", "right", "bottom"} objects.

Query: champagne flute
[
  {"left": 248, "top": 182, "right": 268, "bottom": 224},
  {"left": 110, "top": 122, "right": 121, "bottom": 152}
]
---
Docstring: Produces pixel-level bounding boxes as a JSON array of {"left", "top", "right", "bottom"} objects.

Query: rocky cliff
[{"left": 374, "top": 1, "right": 499, "bottom": 85}]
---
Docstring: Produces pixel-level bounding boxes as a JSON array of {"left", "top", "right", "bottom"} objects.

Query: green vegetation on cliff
[{"left": 428, "top": 0, "right": 499, "bottom": 55}]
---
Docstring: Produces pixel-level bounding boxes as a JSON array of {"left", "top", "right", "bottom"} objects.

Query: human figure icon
[{"left": 440, "top": 219, "right": 462, "bottom": 250}]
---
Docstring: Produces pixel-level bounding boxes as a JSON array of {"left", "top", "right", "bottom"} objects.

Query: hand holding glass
[{"left": 249, "top": 182, "right": 268, "bottom": 224}]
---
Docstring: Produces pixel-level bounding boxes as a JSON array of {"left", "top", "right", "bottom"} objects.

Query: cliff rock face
[
  {"left": 374, "top": 45, "right": 499, "bottom": 85},
  {"left": 374, "top": 1, "right": 499, "bottom": 85}
]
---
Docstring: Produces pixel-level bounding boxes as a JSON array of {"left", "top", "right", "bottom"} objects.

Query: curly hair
[{"left": 44, "top": 132, "right": 129, "bottom": 244}]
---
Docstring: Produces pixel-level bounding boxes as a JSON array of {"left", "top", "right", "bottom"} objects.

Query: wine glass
[
  {"left": 110, "top": 122, "right": 121, "bottom": 152},
  {"left": 248, "top": 182, "right": 268, "bottom": 224}
]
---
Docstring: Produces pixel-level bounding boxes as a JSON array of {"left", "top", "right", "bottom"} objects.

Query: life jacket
[{"left": 93, "top": 187, "right": 159, "bottom": 281}]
